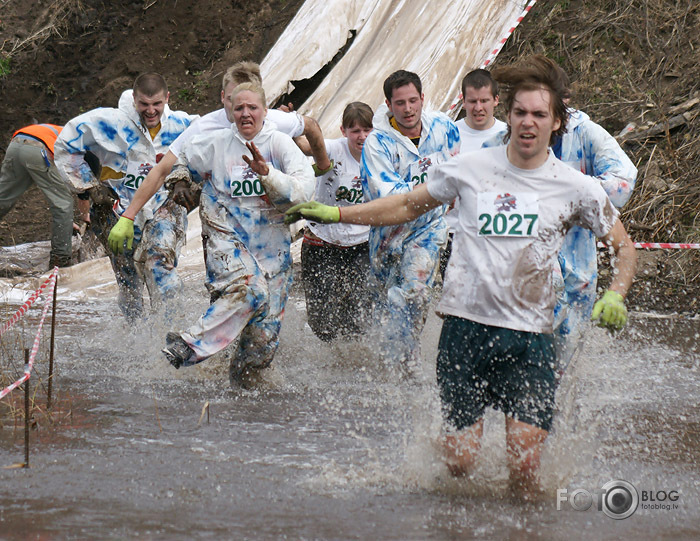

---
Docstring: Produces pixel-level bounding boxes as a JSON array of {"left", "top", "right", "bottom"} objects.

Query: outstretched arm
[{"left": 286, "top": 183, "right": 443, "bottom": 226}]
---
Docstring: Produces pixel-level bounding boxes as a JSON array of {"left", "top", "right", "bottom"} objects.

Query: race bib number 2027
[{"left": 477, "top": 192, "right": 539, "bottom": 237}]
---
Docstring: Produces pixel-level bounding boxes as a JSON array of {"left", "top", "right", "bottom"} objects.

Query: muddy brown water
[{"left": 1, "top": 285, "right": 698, "bottom": 540}]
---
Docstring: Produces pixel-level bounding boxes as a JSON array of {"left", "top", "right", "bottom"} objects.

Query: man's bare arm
[
  {"left": 601, "top": 218, "right": 637, "bottom": 297},
  {"left": 339, "top": 184, "right": 442, "bottom": 226}
]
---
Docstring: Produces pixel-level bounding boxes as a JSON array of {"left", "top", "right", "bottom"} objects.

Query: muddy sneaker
[
  {"left": 162, "top": 332, "right": 194, "bottom": 369},
  {"left": 48, "top": 255, "right": 72, "bottom": 269}
]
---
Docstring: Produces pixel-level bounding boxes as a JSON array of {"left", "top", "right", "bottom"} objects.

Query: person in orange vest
[{"left": 0, "top": 124, "right": 82, "bottom": 268}]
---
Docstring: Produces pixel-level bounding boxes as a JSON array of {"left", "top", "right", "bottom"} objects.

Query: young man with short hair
[
  {"left": 482, "top": 65, "right": 638, "bottom": 370},
  {"left": 54, "top": 73, "right": 198, "bottom": 321},
  {"left": 457, "top": 68, "right": 507, "bottom": 152},
  {"left": 285, "top": 55, "right": 637, "bottom": 496},
  {"left": 441, "top": 68, "right": 508, "bottom": 276},
  {"left": 360, "top": 70, "right": 460, "bottom": 369}
]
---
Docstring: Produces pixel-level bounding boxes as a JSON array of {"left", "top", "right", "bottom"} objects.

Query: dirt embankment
[
  {"left": 492, "top": 0, "right": 700, "bottom": 313},
  {"left": 2, "top": 0, "right": 699, "bottom": 313},
  {"left": 0, "top": 0, "right": 304, "bottom": 245}
]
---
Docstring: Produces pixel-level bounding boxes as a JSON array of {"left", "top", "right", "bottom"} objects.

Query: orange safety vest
[{"left": 12, "top": 124, "right": 63, "bottom": 153}]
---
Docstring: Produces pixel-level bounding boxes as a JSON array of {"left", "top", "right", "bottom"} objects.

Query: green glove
[
  {"left": 591, "top": 290, "right": 628, "bottom": 330},
  {"left": 312, "top": 160, "right": 334, "bottom": 177},
  {"left": 285, "top": 201, "right": 341, "bottom": 225},
  {"left": 108, "top": 216, "right": 135, "bottom": 254}
]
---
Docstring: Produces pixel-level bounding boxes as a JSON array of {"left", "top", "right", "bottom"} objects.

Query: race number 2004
[{"left": 477, "top": 192, "right": 539, "bottom": 237}]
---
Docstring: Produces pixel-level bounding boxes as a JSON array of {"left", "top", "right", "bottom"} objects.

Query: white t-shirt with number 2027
[{"left": 426, "top": 145, "right": 618, "bottom": 334}]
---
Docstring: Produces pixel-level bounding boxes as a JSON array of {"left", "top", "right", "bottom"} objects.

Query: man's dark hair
[
  {"left": 492, "top": 55, "right": 569, "bottom": 145},
  {"left": 461, "top": 68, "right": 499, "bottom": 98},
  {"left": 133, "top": 72, "right": 168, "bottom": 97},
  {"left": 383, "top": 70, "right": 422, "bottom": 101}
]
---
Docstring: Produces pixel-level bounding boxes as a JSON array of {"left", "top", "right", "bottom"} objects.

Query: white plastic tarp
[
  {"left": 262, "top": 0, "right": 531, "bottom": 136},
  {"left": 1, "top": 0, "right": 531, "bottom": 300}
]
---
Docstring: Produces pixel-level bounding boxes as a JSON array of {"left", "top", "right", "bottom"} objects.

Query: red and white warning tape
[
  {"left": 0, "top": 268, "right": 58, "bottom": 338},
  {"left": 0, "top": 268, "right": 58, "bottom": 400},
  {"left": 597, "top": 242, "right": 700, "bottom": 250},
  {"left": 633, "top": 242, "right": 700, "bottom": 250},
  {"left": 481, "top": 0, "right": 539, "bottom": 69},
  {"left": 449, "top": 0, "right": 539, "bottom": 111}
]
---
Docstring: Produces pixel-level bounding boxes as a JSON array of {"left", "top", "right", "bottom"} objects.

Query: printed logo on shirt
[
  {"left": 229, "top": 165, "right": 266, "bottom": 197},
  {"left": 122, "top": 162, "right": 154, "bottom": 190},
  {"left": 335, "top": 176, "right": 364, "bottom": 204},
  {"left": 477, "top": 192, "right": 539, "bottom": 237},
  {"left": 409, "top": 157, "right": 433, "bottom": 186}
]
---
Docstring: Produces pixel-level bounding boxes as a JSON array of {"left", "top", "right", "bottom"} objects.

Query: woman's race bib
[{"left": 229, "top": 165, "right": 267, "bottom": 198}]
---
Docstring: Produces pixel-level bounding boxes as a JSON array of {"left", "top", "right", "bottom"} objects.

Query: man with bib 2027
[
  {"left": 112, "top": 82, "right": 315, "bottom": 386},
  {"left": 285, "top": 55, "right": 637, "bottom": 497},
  {"left": 360, "top": 70, "right": 460, "bottom": 371},
  {"left": 54, "top": 73, "right": 198, "bottom": 321},
  {"left": 483, "top": 65, "right": 638, "bottom": 373}
]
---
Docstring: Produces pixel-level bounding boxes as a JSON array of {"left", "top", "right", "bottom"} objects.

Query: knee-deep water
[{"left": 1, "top": 271, "right": 699, "bottom": 540}]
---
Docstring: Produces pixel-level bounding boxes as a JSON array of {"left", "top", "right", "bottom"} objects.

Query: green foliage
[
  {"left": 0, "top": 57, "right": 10, "bottom": 78},
  {"left": 176, "top": 72, "right": 210, "bottom": 103}
]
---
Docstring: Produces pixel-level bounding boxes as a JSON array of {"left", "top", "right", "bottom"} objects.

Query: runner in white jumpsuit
[
  {"left": 171, "top": 84, "right": 314, "bottom": 379},
  {"left": 54, "top": 80, "right": 197, "bottom": 320},
  {"left": 550, "top": 109, "right": 637, "bottom": 366},
  {"left": 361, "top": 70, "right": 460, "bottom": 367}
]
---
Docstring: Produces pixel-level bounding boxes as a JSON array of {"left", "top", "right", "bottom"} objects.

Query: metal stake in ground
[
  {"left": 24, "top": 348, "right": 30, "bottom": 468},
  {"left": 47, "top": 271, "right": 58, "bottom": 410}
]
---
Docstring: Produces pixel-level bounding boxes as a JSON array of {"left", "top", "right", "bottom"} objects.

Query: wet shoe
[
  {"left": 162, "top": 332, "right": 194, "bottom": 369},
  {"left": 48, "top": 255, "right": 72, "bottom": 269},
  {"left": 229, "top": 363, "right": 265, "bottom": 389}
]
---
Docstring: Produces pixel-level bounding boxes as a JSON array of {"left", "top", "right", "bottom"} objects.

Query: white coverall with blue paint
[
  {"left": 551, "top": 109, "right": 637, "bottom": 365},
  {"left": 360, "top": 104, "right": 460, "bottom": 365},
  {"left": 175, "top": 120, "right": 314, "bottom": 371},
  {"left": 54, "top": 90, "right": 198, "bottom": 319}
]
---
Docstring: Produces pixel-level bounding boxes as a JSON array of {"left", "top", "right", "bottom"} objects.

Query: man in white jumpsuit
[
  {"left": 360, "top": 70, "right": 460, "bottom": 369},
  {"left": 54, "top": 73, "right": 198, "bottom": 320}
]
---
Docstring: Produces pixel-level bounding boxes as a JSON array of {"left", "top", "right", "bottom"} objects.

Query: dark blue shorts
[{"left": 436, "top": 316, "right": 556, "bottom": 432}]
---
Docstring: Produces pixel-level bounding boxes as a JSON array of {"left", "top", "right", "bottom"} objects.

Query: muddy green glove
[
  {"left": 108, "top": 216, "right": 134, "bottom": 254},
  {"left": 591, "top": 290, "right": 627, "bottom": 330},
  {"left": 285, "top": 201, "right": 341, "bottom": 225}
]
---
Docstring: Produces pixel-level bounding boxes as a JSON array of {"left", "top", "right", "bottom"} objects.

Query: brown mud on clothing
[{"left": 512, "top": 240, "right": 554, "bottom": 310}]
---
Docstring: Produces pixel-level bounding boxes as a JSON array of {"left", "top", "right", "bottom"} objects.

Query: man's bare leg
[
  {"left": 442, "top": 419, "right": 484, "bottom": 477},
  {"left": 505, "top": 417, "right": 548, "bottom": 498}
]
